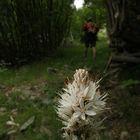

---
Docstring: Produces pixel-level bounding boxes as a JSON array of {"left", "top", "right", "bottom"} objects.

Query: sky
[{"left": 74, "top": 0, "right": 84, "bottom": 9}]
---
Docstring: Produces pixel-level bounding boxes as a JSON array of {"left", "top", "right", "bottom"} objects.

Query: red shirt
[{"left": 83, "top": 21, "right": 95, "bottom": 32}]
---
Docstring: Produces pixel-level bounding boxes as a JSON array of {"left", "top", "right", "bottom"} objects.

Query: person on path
[{"left": 82, "top": 18, "right": 99, "bottom": 62}]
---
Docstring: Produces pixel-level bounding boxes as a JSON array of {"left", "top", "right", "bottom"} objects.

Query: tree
[
  {"left": 105, "top": 0, "right": 140, "bottom": 63},
  {"left": 84, "top": 0, "right": 107, "bottom": 26},
  {"left": 71, "top": 0, "right": 107, "bottom": 40},
  {"left": 0, "top": 0, "right": 74, "bottom": 65}
]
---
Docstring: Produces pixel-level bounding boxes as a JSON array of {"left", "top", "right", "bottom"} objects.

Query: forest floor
[{"left": 0, "top": 31, "right": 140, "bottom": 140}]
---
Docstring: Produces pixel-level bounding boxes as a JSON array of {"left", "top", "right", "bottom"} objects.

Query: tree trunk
[{"left": 106, "top": 0, "right": 140, "bottom": 54}]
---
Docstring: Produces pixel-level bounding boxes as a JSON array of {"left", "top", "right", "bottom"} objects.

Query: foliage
[
  {"left": 0, "top": 0, "right": 74, "bottom": 66},
  {"left": 71, "top": 0, "right": 107, "bottom": 40},
  {"left": 84, "top": 0, "right": 107, "bottom": 26}
]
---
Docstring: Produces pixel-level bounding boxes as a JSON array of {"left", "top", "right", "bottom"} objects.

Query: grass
[{"left": 0, "top": 30, "right": 111, "bottom": 140}]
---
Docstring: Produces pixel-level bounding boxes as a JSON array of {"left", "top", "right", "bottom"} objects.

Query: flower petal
[
  {"left": 79, "top": 98, "right": 84, "bottom": 108},
  {"left": 85, "top": 102, "right": 93, "bottom": 110},
  {"left": 73, "top": 111, "right": 81, "bottom": 118},
  {"left": 83, "top": 86, "right": 89, "bottom": 97},
  {"left": 85, "top": 110, "right": 96, "bottom": 116},
  {"left": 81, "top": 113, "right": 86, "bottom": 120},
  {"left": 73, "top": 106, "right": 80, "bottom": 112}
]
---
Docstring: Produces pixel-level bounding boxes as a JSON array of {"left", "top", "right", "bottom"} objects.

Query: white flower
[
  {"left": 92, "top": 91, "right": 108, "bottom": 113},
  {"left": 74, "top": 69, "right": 89, "bottom": 85},
  {"left": 76, "top": 81, "right": 98, "bottom": 100},
  {"left": 72, "top": 98, "right": 96, "bottom": 120},
  {"left": 56, "top": 69, "right": 108, "bottom": 139}
]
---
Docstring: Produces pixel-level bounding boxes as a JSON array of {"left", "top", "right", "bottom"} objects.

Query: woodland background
[{"left": 0, "top": 0, "right": 140, "bottom": 140}]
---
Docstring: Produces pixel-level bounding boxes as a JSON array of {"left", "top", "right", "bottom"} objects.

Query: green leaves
[{"left": 20, "top": 116, "right": 35, "bottom": 132}]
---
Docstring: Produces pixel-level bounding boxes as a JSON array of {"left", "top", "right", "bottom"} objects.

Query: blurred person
[{"left": 82, "top": 18, "right": 99, "bottom": 62}]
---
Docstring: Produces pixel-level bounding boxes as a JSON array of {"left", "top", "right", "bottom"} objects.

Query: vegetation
[
  {"left": 71, "top": 0, "right": 107, "bottom": 40},
  {"left": 0, "top": 31, "right": 110, "bottom": 140},
  {"left": 0, "top": 0, "right": 74, "bottom": 66}
]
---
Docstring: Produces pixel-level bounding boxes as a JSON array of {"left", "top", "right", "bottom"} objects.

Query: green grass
[{"left": 0, "top": 30, "right": 110, "bottom": 140}]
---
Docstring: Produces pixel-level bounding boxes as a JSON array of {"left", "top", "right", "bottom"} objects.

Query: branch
[{"left": 112, "top": 54, "right": 140, "bottom": 63}]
